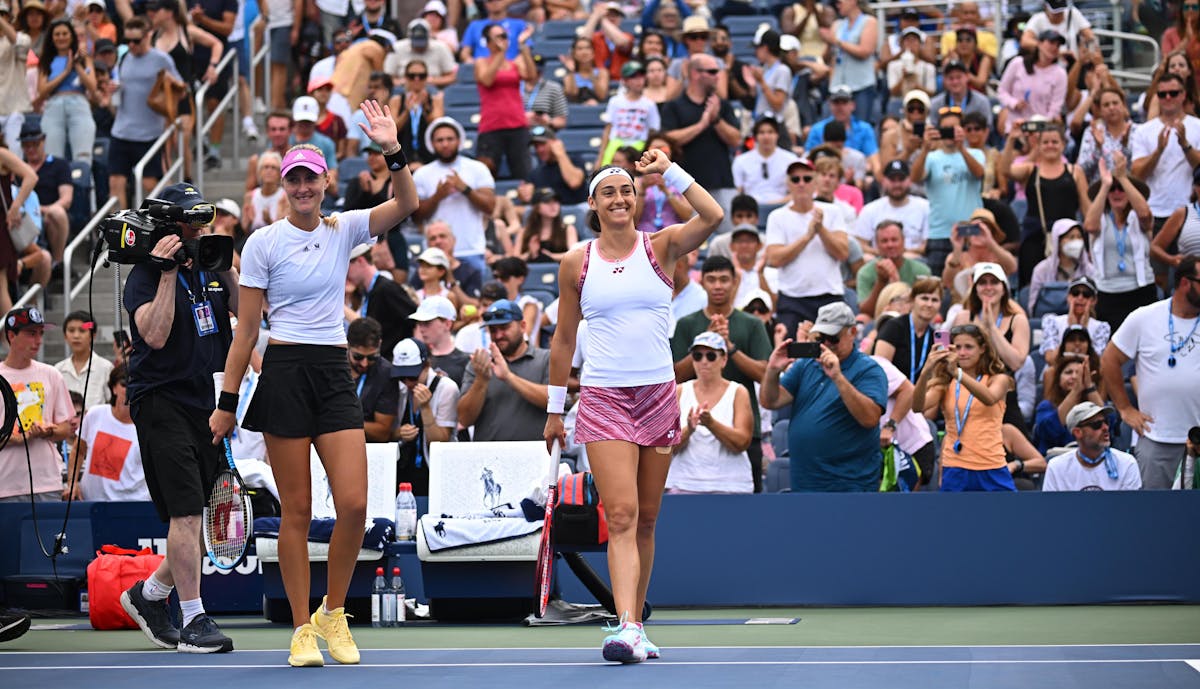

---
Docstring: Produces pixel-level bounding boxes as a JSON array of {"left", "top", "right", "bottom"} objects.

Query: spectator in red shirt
[
  {"left": 474, "top": 22, "right": 536, "bottom": 180},
  {"left": 580, "top": 1, "right": 634, "bottom": 80}
]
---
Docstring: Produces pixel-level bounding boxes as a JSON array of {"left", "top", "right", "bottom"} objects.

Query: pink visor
[{"left": 281, "top": 147, "right": 328, "bottom": 177}]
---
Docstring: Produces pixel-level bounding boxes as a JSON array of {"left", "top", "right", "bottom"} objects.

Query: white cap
[
  {"left": 421, "top": 0, "right": 447, "bottom": 16},
  {"left": 349, "top": 243, "right": 373, "bottom": 261},
  {"left": 779, "top": 34, "right": 801, "bottom": 53},
  {"left": 292, "top": 96, "right": 319, "bottom": 123},
  {"left": 416, "top": 246, "right": 450, "bottom": 268},
  {"left": 410, "top": 295, "right": 456, "bottom": 321},
  {"left": 971, "top": 261, "right": 1007, "bottom": 285},
  {"left": 214, "top": 198, "right": 241, "bottom": 217},
  {"left": 690, "top": 331, "right": 727, "bottom": 352},
  {"left": 736, "top": 288, "right": 773, "bottom": 311}
]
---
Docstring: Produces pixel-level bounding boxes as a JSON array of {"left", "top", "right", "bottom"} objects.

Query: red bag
[{"left": 86, "top": 545, "right": 166, "bottom": 630}]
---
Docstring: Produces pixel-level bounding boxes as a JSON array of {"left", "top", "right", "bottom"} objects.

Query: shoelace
[
  {"left": 294, "top": 625, "right": 318, "bottom": 648},
  {"left": 602, "top": 612, "right": 629, "bottom": 634},
  {"left": 321, "top": 610, "right": 356, "bottom": 644}
]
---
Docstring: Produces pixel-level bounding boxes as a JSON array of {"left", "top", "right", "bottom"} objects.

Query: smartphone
[
  {"left": 912, "top": 120, "right": 925, "bottom": 137},
  {"left": 787, "top": 341, "right": 822, "bottom": 358},
  {"left": 937, "top": 126, "right": 956, "bottom": 140},
  {"left": 934, "top": 330, "right": 951, "bottom": 349},
  {"left": 957, "top": 222, "right": 982, "bottom": 237},
  {"left": 1020, "top": 120, "right": 1046, "bottom": 133}
]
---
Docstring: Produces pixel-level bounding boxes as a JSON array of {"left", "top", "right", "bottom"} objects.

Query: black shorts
[
  {"left": 109, "top": 136, "right": 164, "bottom": 179},
  {"left": 242, "top": 344, "right": 363, "bottom": 438},
  {"left": 131, "top": 391, "right": 223, "bottom": 522}
]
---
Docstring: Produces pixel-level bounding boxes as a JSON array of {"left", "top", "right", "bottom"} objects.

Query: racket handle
[{"left": 222, "top": 438, "right": 236, "bottom": 471}]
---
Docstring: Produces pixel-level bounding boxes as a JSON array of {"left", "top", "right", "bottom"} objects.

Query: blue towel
[{"left": 253, "top": 517, "right": 394, "bottom": 551}]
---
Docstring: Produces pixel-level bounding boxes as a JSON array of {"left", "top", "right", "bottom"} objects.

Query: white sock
[
  {"left": 142, "top": 573, "right": 173, "bottom": 601},
  {"left": 180, "top": 598, "right": 205, "bottom": 628}
]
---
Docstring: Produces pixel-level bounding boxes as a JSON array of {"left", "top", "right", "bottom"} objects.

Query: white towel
[{"left": 421, "top": 515, "right": 542, "bottom": 551}]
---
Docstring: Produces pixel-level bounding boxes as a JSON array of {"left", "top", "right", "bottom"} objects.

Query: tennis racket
[
  {"left": 534, "top": 440, "right": 561, "bottom": 618},
  {"left": 203, "top": 439, "right": 252, "bottom": 571}
]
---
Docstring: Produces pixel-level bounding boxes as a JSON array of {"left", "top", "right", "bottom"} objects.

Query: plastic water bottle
[
  {"left": 395, "top": 483, "right": 417, "bottom": 541},
  {"left": 381, "top": 572, "right": 398, "bottom": 627},
  {"left": 371, "top": 567, "right": 386, "bottom": 628},
  {"left": 390, "top": 567, "right": 406, "bottom": 626}
]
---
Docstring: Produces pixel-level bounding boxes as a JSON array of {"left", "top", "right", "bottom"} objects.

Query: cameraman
[{"left": 120, "top": 183, "right": 237, "bottom": 654}]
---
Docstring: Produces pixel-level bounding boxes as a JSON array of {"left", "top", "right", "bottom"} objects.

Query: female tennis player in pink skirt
[{"left": 544, "top": 148, "right": 723, "bottom": 663}]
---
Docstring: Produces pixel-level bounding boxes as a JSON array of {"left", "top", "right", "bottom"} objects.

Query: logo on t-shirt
[
  {"left": 11, "top": 381, "right": 45, "bottom": 432},
  {"left": 89, "top": 431, "right": 133, "bottom": 482}
]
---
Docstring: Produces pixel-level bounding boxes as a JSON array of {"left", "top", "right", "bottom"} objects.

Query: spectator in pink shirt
[{"left": 997, "top": 30, "right": 1067, "bottom": 134}]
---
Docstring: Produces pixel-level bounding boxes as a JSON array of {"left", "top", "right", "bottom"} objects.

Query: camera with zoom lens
[{"left": 99, "top": 198, "right": 233, "bottom": 272}]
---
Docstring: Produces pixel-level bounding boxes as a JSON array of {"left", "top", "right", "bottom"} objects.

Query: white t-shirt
[
  {"left": 264, "top": 0, "right": 294, "bottom": 30},
  {"left": 1110, "top": 299, "right": 1200, "bottom": 444},
  {"left": 412, "top": 157, "right": 495, "bottom": 257},
  {"left": 239, "top": 209, "right": 373, "bottom": 346},
  {"left": 871, "top": 355, "right": 934, "bottom": 456},
  {"left": 53, "top": 353, "right": 114, "bottom": 412},
  {"left": 765, "top": 200, "right": 847, "bottom": 298},
  {"left": 1024, "top": 9, "right": 1092, "bottom": 54},
  {"left": 1039, "top": 314, "right": 1111, "bottom": 357},
  {"left": 855, "top": 195, "right": 930, "bottom": 250},
  {"left": 603, "top": 92, "right": 662, "bottom": 143},
  {"left": 248, "top": 186, "right": 285, "bottom": 233},
  {"left": 1130, "top": 116, "right": 1200, "bottom": 218},
  {"left": 1042, "top": 448, "right": 1141, "bottom": 491},
  {"left": 732, "top": 147, "right": 798, "bottom": 202},
  {"left": 398, "top": 369, "right": 460, "bottom": 433},
  {"left": 79, "top": 405, "right": 150, "bottom": 502}
]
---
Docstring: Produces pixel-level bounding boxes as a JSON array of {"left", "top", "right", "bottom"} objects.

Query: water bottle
[
  {"left": 371, "top": 567, "right": 386, "bottom": 628},
  {"left": 395, "top": 483, "right": 417, "bottom": 541},
  {"left": 390, "top": 567, "right": 406, "bottom": 625},
  {"left": 381, "top": 572, "right": 398, "bottom": 627}
]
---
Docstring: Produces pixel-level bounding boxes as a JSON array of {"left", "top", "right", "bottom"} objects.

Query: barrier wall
[{"left": 3, "top": 491, "right": 1199, "bottom": 611}]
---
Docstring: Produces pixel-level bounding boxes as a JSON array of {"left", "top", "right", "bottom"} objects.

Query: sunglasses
[
  {"left": 350, "top": 351, "right": 380, "bottom": 363},
  {"left": 492, "top": 32, "right": 508, "bottom": 40},
  {"left": 1069, "top": 287, "right": 1096, "bottom": 298},
  {"left": 686, "top": 33, "right": 710, "bottom": 41},
  {"left": 698, "top": 67, "right": 720, "bottom": 74},
  {"left": 938, "top": 106, "right": 963, "bottom": 116},
  {"left": 814, "top": 332, "right": 840, "bottom": 346},
  {"left": 1077, "top": 419, "right": 1107, "bottom": 430},
  {"left": 1186, "top": 3, "right": 1200, "bottom": 10},
  {"left": 124, "top": 35, "right": 145, "bottom": 44},
  {"left": 950, "top": 323, "right": 983, "bottom": 336},
  {"left": 691, "top": 350, "right": 721, "bottom": 362},
  {"left": 964, "top": 125, "right": 986, "bottom": 132},
  {"left": 906, "top": 104, "right": 926, "bottom": 114},
  {"left": 745, "top": 304, "right": 770, "bottom": 315},
  {"left": 789, "top": 174, "right": 814, "bottom": 184},
  {"left": 1158, "top": 89, "right": 1183, "bottom": 99},
  {"left": 406, "top": 72, "right": 427, "bottom": 79}
]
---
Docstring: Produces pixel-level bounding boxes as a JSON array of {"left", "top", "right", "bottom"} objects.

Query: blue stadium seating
[
  {"left": 444, "top": 106, "right": 482, "bottom": 130},
  {"left": 443, "top": 84, "right": 480, "bottom": 108},
  {"left": 566, "top": 103, "right": 608, "bottom": 128},
  {"left": 530, "top": 38, "right": 576, "bottom": 61},
  {"left": 521, "top": 287, "right": 557, "bottom": 310},
  {"left": 558, "top": 128, "right": 604, "bottom": 155},
  {"left": 722, "top": 15, "right": 778, "bottom": 39},
  {"left": 337, "top": 156, "right": 369, "bottom": 199},
  {"left": 540, "top": 20, "right": 584, "bottom": 40},
  {"left": 495, "top": 178, "right": 523, "bottom": 200},
  {"left": 1031, "top": 282, "right": 1069, "bottom": 318},
  {"left": 527, "top": 262, "right": 560, "bottom": 296},
  {"left": 455, "top": 66, "right": 476, "bottom": 84},
  {"left": 403, "top": 231, "right": 426, "bottom": 258}
]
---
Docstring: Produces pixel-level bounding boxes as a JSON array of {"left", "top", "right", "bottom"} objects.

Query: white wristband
[
  {"left": 956, "top": 368, "right": 963, "bottom": 383},
  {"left": 663, "top": 163, "right": 694, "bottom": 194},
  {"left": 546, "top": 385, "right": 568, "bottom": 414}
]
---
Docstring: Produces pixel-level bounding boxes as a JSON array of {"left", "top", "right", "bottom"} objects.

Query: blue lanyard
[
  {"left": 952, "top": 374, "right": 983, "bottom": 453},
  {"left": 1168, "top": 306, "right": 1200, "bottom": 368},
  {"left": 360, "top": 273, "right": 380, "bottom": 317},
  {"left": 361, "top": 12, "right": 382, "bottom": 31},
  {"left": 909, "top": 317, "right": 929, "bottom": 383},
  {"left": 526, "top": 81, "right": 541, "bottom": 109},
  {"left": 653, "top": 190, "right": 666, "bottom": 227},
  {"left": 410, "top": 104, "right": 421, "bottom": 144},
  {"left": 1076, "top": 449, "right": 1118, "bottom": 480},
  {"left": 409, "top": 389, "right": 424, "bottom": 467},
  {"left": 177, "top": 271, "right": 208, "bottom": 304},
  {"left": 356, "top": 373, "right": 366, "bottom": 398},
  {"left": 1108, "top": 211, "right": 1129, "bottom": 273}
]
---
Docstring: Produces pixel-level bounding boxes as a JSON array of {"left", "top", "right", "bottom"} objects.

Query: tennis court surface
[{"left": 4, "top": 606, "right": 1200, "bottom": 688}]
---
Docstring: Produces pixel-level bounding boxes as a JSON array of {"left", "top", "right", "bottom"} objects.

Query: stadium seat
[
  {"left": 1017, "top": 285, "right": 1031, "bottom": 313},
  {"left": 442, "top": 83, "right": 480, "bottom": 108},
  {"left": 521, "top": 287, "right": 557, "bottom": 310},
  {"left": 530, "top": 37, "right": 576, "bottom": 60},
  {"left": 558, "top": 128, "right": 604, "bottom": 155},
  {"left": 67, "top": 160, "right": 94, "bottom": 233},
  {"left": 527, "top": 262, "right": 560, "bottom": 296},
  {"left": 757, "top": 202, "right": 785, "bottom": 230},
  {"left": 337, "top": 156, "right": 369, "bottom": 199},
  {"left": 444, "top": 106, "right": 481, "bottom": 131},
  {"left": 455, "top": 66, "right": 476, "bottom": 84},
  {"left": 723, "top": 15, "right": 777, "bottom": 39},
  {"left": 540, "top": 19, "right": 585, "bottom": 39},
  {"left": 764, "top": 458, "right": 790, "bottom": 493},
  {"left": 403, "top": 231, "right": 426, "bottom": 258},
  {"left": 1031, "top": 282, "right": 1069, "bottom": 318},
  {"left": 495, "top": 178, "right": 523, "bottom": 200},
  {"left": 566, "top": 104, "right": 608, "bottom": 128}
]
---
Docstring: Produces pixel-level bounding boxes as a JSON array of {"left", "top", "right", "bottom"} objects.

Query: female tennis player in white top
[
  {"left": 209, "top": 100, "right": 418, "bottom": 668},
  {"left": 545, "top": 149, "right": 723, "bottom": 662}
]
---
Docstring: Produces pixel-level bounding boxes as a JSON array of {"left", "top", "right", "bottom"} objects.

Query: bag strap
[
  {"left": 1035, "top": 165, "right": 1048, "bottom": 235},
  {"left": 97, "top": 544, "right": 154, "bottom": 557}
]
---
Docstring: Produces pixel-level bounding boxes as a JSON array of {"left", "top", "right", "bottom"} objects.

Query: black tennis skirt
[{"left": 242, "top": 344, "right": 364, "bottom": 438}]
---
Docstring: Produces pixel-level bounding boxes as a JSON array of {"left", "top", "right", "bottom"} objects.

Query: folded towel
[
  {"left": 253, "top": 517, "right": 394, "bottom": 551},
  {"left": 421, "top": 515, "right": 542, "bottom": 551}
]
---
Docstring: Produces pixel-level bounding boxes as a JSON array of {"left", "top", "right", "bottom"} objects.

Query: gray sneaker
[
  {"left": 178, "top": 614, "right": 233, "bottom": 653},
  {"left": 120, "top": 580, "right": 180, "bottom": 649}
]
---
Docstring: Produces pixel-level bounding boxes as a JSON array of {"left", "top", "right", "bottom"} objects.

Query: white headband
[{"left": 588, "top": 167, "right": 635, "bottom": 197}]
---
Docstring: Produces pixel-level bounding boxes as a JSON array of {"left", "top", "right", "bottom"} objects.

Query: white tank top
[
  {"left": 666, "top": 380, "right": 752, "bottom": 493},
  {"left": 578, "top": 233, "right": 675, "bottom": 387}
]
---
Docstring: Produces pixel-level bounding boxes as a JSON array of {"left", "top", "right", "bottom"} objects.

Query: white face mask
[{"left": 1061, "top": 239, "right": 1085, "bottom": 259}]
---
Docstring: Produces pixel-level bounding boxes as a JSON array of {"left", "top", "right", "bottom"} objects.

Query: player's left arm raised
[
  {"left": 358, "top": 99, "right": 420, "bottom": 237},
  {"left": 639, "top": 149, "right": 724, "bottom": 263}
]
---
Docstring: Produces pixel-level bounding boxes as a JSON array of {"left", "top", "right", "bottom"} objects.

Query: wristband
[
  {"left": 663, "top": 163, "right": 694, "bottom": 194},
  {"left": 956, "top": 368, "right": 963, "bottom": 383},
  {"left": 546, "top": 385, "right": 567, "bottom": 414},
  {"left": 1015, "top": 458, "right": 1025, "bottom": 474},
  {"left": 217, "top": 390, "right": 239, "bottom": 413},
  {"left": 383, "top": 146, "right": 409, "bottom": 171}
]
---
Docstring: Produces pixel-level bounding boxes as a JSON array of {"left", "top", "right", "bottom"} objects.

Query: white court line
[
  {"left": 6, "top": 642, "right": 1200, "bottom": 655},
  {"left": 1187, "top": 660, "right": 1200, "bottom": 674},
  {"left": 5, "top": 659, "right": 1200, "bottom": 670}
]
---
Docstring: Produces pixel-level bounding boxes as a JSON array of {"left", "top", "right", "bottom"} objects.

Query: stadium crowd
[{"left": 5, "top": 0, "right": 1200, "bottom": 505}]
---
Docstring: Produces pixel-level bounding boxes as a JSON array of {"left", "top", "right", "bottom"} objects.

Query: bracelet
[
  {"left": 1084, "top": 386, "right": 1097, "bottom": 394},
  {"left": 383, "top": 146, "right": 408, "bottom": 171},
  {"left": 546, "top": 385, "right": 567, "bottom": 414},
  {"left": 662, "top": 163, "right": 694, "bottom": 194},
  {"left": 1014, "top": 458, "right": 1025, "bottom": 474},
  {"left": 956, "top": 368, "right": 963, "bottom": 383},
  {"left": 217, "top": 391, "right": 239, "bottom": 413}
]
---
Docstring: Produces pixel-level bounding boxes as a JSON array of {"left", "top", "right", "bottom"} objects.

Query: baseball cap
[
  {"left": 158, "top": 182, "right": 209, "bottom": 211},
  {"left": 532, "top": 187, "right": 559, "bottom": 203},
  {"left": 5, "top": 306, "right": 54, "bottom": 333},
  {"left": 1065, "top": 401, "right": 1115, "bottom": 431},
  {"left": 480, "top": 280, "right": 507, "bottom": 302},
  {"left": 421, "top": 0, "right": 447, "bottom": 16},
  {"left": 620, "top": 60, "right": 646, "bottom": 78},
  {"left": 306, "top": 75, "right": 333, "bottom": 93},
  {"left": 811, "top": 302, "right": 857, "bottom": 337},
  {"left": 1038, "top": 29, "right": 1066, "bottom": 44},
  {"left": 754, "top": 29, "right": 781, "bottom": 51},
  {"left": 0, "top": 1, "right": 10, "bottom": 14},
  {"left": 730, "top": 223, "right": 761, "bottom": 242},
  {"left": 85, "top": 0, "right": 105, "bottom": 9},
  {"left": 390, "top": 338, "right": 430, "bottom": 378},
  {"left": 1068, "top": 275, "right": 1098, "bottom": 294},
  {"left": 530, "top": 124, "right": 556, "bottom": 142},
  {"left": 18, "top": 121, "right": 44, "bottom": 142},
  {"left": 94, "top": 38, "right": 117, "bottom": 54},
  {"left": 214, "top": 198, "right": 241, "bottom": 217},
  {"left": 779, "top": 34, "right": 801, "bottom": 53},
  {"left": 830, "top": 85, "right": 853, "bottom": 101},
  {"left": 971, "top": 262, "right": 1007, "bottom": 285},
  {"left": 690, "top": 331, "right": 727, "bottom": 352},
  {"left": 482, "top": 299, "right": 523, "bottom": 325},
  {"left": 736, "top": 288, "right": 773, "bottom": 312},
  {"left": 292, "top": 95, "right": 319, "bottom": 122},
  {"left": 883, "top": 159, "right": 911, "bottom": 179},
  {"left": 416, "top": 247, "right": 450, "bottom": 268},
  {"left": 281, "top": 146, "right": 328, "bottom": 176},
  {"left": 602, "top": 1, "right": 624, "bottom": 15},
  {"left": 408, "top": 18, "right": 430, "bottom": 47},
  {"left": 786, "top": 158, "right": 814, "bottom": 174},
  {"left": 942, "top": 58, "right": 969, "bottom": 74},
  {"left": 901, "top": 26, "right": 925, "bottom": 41},
  {"left": 1045, "top": 0, "right": 1068, "bottom": 10},
  {"left": 364, "top": 141, "right": 383, "bottom": 154},
  {"left": 410, "top": 295, "right": 456, "bottom": 321},
  {"left": 899, "top": 7, "right": 919, "bottom": 20},
  {"left": 349, "top": 243, "right": 373, "bottom": 261}
]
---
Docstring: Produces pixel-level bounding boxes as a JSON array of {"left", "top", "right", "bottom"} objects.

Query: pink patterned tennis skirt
[{"left": 574, "top": 380, "right": 681, "bottom": 447}]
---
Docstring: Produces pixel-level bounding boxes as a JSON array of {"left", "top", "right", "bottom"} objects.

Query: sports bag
[
  {"left": 551, "top": 472, "right": 608, "bottom": 547},
  {"left": 86, "top": 545, "right": 166, "bottom": 630}
]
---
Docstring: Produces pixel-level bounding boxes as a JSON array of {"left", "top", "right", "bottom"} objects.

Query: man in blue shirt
[
  {"left": 459, "top": 0, "right": 527, "bottom": 62},
  {"left": 760, "top": 302, "right": 887, "bottom": 492},
  {"left": 911, "top": 106, "right": 984, "bottom": 277},
  {"left": 804, "top": 85, "right": 880, "bottom": 178}
]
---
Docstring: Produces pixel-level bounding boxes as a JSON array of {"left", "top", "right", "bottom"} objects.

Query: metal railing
[
  {"left": 194, "top": 49, "right": 240, "bottom": 193},
  {"left": 867, "top": 0, "right": 1006, "bottom": 53},
  {"left": 12, "top": 283, "right": 43, "bottom": 311},
  {"left": 133, "top": 121, "right": 186, "bottom": 210},
  {"left": 1093, "top": 27, "right": 1161, "bottom": 77},
  {"left": 248, "top": 22, "right": 270, "bottom": 126}
]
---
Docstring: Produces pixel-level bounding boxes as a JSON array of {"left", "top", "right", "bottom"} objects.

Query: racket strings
[{"left": 204, "top": 473, "right": 251, "bottom": 563}]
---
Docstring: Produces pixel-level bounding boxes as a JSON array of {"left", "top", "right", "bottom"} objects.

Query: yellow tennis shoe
[
  {"left": 288, "top": 623, "right": 324, "bottom": 667},
  {"left": 310, "top": 597, "right": 361, "bottom": 665}
]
